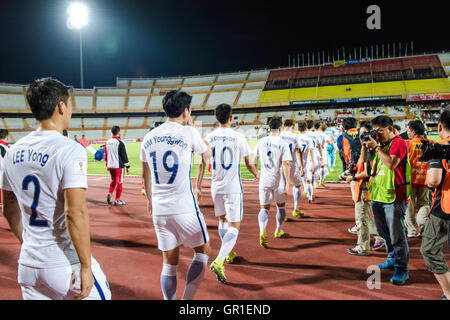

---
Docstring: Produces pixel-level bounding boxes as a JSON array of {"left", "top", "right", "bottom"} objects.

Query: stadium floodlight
[
  {"left": 67, "top": 3, "right": 88, "bottom": 30},
  {"left": 67, "top": 3, "right": 88, "bottom": 88}
]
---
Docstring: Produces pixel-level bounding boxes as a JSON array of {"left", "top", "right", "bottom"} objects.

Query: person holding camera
[
  {"left": 405, "top": 120, "right": 432, "bottom": 237},
  {"left": 420, "top": 108, "right": 450, "bottom": 300},
  {"left": 364, "top": 115, "right": 411, "bottom": 285},
  {"left": 345, "top": 121, "right": 385, "bottom": 256}
]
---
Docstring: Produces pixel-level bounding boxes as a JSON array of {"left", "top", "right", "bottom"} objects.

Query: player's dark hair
[
  {"left": 269, "top": 117, "right": 282, "bottom": 130},
  {"left": 162, "top": 90, "right": 192, "bottom": 118},
  {"left": 111, "top": 125, "right": 120, "bottom": 136},
  {"left": 439, "top": 107, "right": 450, "bottom": 131},
  {"left": 306, "top": 120, "right": 314, "bottom": 130},
  {"left": 359, "top": 120, "right": 372, "bottom": 131},
  {"left": 298, "top": 121, "right": 307, "bottom": 132},
  {"left": 407, "top": 120, "right": 425, "bottom": 136},
  {"left": 314, "top": 121, "right": 321, "bottom": 130},
  {"left": 284, "top": 119, "right": 295, "bottom": 127},
  {"left": 62, "top": 129, "right": 68, "bottom": 137},
  {"left": 342, "top": 117, "right": 357, "bottom": 131},
  {"left": 26, "top": 77, "right": 71, "bottom": 121},
  {"left": 0, "top": 129, "right": 8, "bottom": 140},
  {"left": 215, "top": 103, "right": 232, "bottom": 124},
  {"left": 393, "top": 124, "right": 401, "bottom": 132},
  {"left": 371, "top": 115, "right": 393, "bottom": 128}
]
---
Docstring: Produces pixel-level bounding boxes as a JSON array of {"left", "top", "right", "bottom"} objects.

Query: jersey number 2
[{"left": 22, "top": 175, "right": 48, "bottom": 227}]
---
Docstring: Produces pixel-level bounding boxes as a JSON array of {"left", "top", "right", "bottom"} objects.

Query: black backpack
[{"left": 342, "top": 130, "right": 362, "bottom": 169}]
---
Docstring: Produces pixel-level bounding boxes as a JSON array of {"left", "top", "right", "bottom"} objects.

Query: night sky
[{"left": 1, "top": 0, "right": 449, "bottom": 88}]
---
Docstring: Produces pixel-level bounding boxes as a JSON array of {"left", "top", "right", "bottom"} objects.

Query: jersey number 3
[{"left": 22, "top": 175, "right": 48, "bottom": 227}]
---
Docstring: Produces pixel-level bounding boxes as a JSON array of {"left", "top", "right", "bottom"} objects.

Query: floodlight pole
[{"left": 79, "top": 28, "right": 84, "bottom": 89}]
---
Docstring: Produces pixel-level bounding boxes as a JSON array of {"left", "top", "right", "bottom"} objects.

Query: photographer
[
  {"left": 345, "top": 121, "right": 385, "bottom": 256},
  {"left": 405, "top": 120, "right": 432, "bottom": 237},
  {"left": 341, "top": 117, "right": 360, "bottom": 172},
  {"left": 364, "top": 115, "right": 411, "bottom": 285},
  {"left": 420, "top": 108, "right": 450, "bottom": 300}
]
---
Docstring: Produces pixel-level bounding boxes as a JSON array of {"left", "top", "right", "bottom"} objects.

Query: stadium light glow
[
  {"left": 67, "top": 2, "right": 88, "bottom": 88},
  {"left": 67, "top": 3, "right": 88, "bottom": 30}
]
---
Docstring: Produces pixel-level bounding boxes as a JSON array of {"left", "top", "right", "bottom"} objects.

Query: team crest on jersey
[{"left": 73, "top": 159, "right": 87, "bottom": 175}]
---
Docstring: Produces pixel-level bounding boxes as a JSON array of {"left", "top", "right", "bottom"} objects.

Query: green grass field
[{"left": 88, "top": 135, "right": 440, "bottom": 180}]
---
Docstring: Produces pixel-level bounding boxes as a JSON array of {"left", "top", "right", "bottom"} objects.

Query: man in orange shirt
[{"left": 405, "top": 120, "right": 432, "bottom": 237}]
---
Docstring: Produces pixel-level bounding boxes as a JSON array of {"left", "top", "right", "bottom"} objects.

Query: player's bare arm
[
  {"left": 282, "top": 160, "right": 291, "bottom": 194},
  {"left": 142, "top": 161, "right": 152, "bottom": 215},
  {"left": 309, "top": 149, "right": 315, "bottom": 172},
  {"left": 2, "top": 190, "right": 23, "bottom": 243},
  {"left": 195, "top": 156, "right": 207, "bottom": 201},
  {"left": 296, "top": 149, "right": 304, "bottom": 176},
  {"left": 64, "top": 188, "right": 94, "bottom": 300},
  {"left": 244, "top": 155, "right": 259, "bottom": 180}
]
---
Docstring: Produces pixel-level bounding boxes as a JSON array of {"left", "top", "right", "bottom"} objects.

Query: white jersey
[
  {"left": 140, "top": 121, "right": 207, "bottom": 216},
  {"left": 255, "top": 135, "right": 292, "bottom": 188},
  {"left": 297, "top": 133, "right": 314, "bottom": 167},
  {"left": 279, "top": 131, "right": 302, "bottom": 168},
  {"left": 205, "top": 127, "right": 250, "bottom": 195},
  {"left": 2, "top": 130, "right": 88, "bottom": 268},
  {"left": 305, "top": 131, "right": 322, "bottom": 160}
]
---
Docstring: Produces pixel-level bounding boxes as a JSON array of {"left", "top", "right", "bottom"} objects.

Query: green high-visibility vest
[{"left": 367, "top": 139, "right": 411, "bottom": 204}]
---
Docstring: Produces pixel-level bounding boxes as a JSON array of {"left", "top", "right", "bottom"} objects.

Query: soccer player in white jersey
[
  {"left": 305, "top": 120, "right": 323, "bottom": 191},
  {"left": 196, "top": 103, "right": 259, "bottom": 284},
  {"left": 316, "top": 121, "right": 334, "bottom": 187},
  {"left": 280, "top": 119, "right": 305, "bottom": 218},
  {"left": 297, "top": 122, "right": 316, "bottom": 203},
  {"left": 2, "top": 78, "right": 110, "bottom": 300},
  {"left": 141, "top": 90, "right": 212, "bottom": 300},
  {"left": 254, "top": 117, "right": 291, "bottom": 248},
  {"left": 325, "top": 121, "right": 338, "bottom": 172}
]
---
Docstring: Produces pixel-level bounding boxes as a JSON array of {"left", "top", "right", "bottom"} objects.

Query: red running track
[{"left": 0, "top": 175, "right": 448, "bottom": 300}]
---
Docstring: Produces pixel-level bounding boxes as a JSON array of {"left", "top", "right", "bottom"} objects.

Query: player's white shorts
[
  {"left": 259, "top": 184, "right": 286, "bottom": 206},
  {"left": 211, "top": 193, "right": 243, "bottom": 223},
  {"left": 18, "top": 256, "right": 111, "bottom": 300},
  {"left": 284, "top": 165, "right": 302, "bottom": 187},
  {"left": 153, "top": 211, "right": 210, "bottom": 251},
  {"left": 303, "top": 163, "right": 314, "bottom": 181}
]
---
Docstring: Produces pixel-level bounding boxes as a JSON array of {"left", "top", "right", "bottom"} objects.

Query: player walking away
[
  {"left": 316, "top": 122, "right": 333, "bottom": 187},
  {"left": 297, "top": 122, "right": 315, "bottom": 203},
  {"left": 2, "top": 78, "right": 110, "bottom": 300},
  {"left": 305, "top": 120, "right": 323, "bottom": 193},
  {"left": 105, "top": 126, "right": 130, "bottom": 206},
  {"left": 254, "top": 117, "right": 292, "bottom": 248},
  {"left": 0, "top": 129, "right": 9, "bottom": 211},
  {"left": 325, "top": 121, "right": 338, "bottom": 172},
  {"left": 196, "top": 103, "right": 258, "bottom": 284},
  {"left": 280, "top": 119, "right": 305, "bottom": 218},
  {"left": 141, "top": 90, "right": 212, "bottom": 300}
]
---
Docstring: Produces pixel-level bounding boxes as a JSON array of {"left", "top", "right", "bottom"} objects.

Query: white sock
[
  {"left": 181, "top": 252, "right": 209, "bottom": 300},
  {"left": 276, "top": 207, "right": 286, "bottom": 233},
  {"left": 258, "top": 209, "right": 269, "bottom": 233},
  {"left": 217, "top": 227, "right": 239, "bottom": 261},
  {"left": 161, "top": 263, "right": 178, "bottom": 300},
  {"left": 307, "top": 183, "right": 313, "bottom": 200},
  {"left": 218, "top": 221, "right": 228, "bottom": 240},
  {"left": 293, "top": 186, "right": 301, "bottom": 209}
]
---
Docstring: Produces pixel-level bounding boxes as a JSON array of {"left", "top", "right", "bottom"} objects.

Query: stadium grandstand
[{"left": 1, "top": 51, "right": 449, "bottom": 142}]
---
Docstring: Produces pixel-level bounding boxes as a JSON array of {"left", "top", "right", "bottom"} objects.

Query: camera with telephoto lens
[
  {"left": 360, "top": 129, "right": 377, "bottom": 143},
  {"left": 338, "top": 163, "right": 357, "bottom": 181},
  {"left": 418, "top": 140, "right": 450, "bottom": 162}
]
